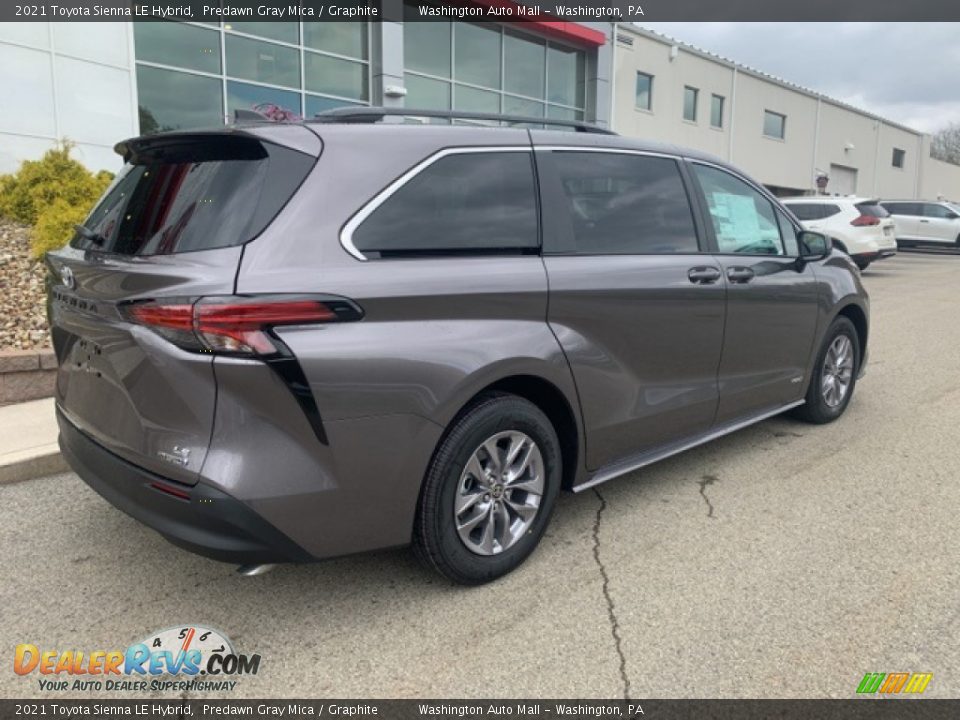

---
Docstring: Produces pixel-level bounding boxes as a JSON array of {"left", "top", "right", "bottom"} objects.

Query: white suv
[
  {"left": 781, "top": 197, "right": 897, "bottom": 270},
  {"left": 879, "top": 200, "right": 960, "bottom": 249}
]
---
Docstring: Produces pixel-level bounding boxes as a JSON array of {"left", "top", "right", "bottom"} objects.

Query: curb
[{"left": 0, "top": 448, "right": 68, "bottom": 485}]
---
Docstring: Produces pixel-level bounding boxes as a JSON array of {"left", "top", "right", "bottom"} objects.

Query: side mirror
[
  {"left": 946, "top": 212, "right": 959, "bottom": 220},
  {"left": 798, "top": 231, "right": 830, "bottom": 260}
]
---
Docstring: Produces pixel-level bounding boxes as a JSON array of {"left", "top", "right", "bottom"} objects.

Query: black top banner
[{"left": 4, "top": 0, "right": 960, "bottom": 23}]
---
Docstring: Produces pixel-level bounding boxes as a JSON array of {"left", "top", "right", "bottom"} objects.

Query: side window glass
[
  {"left": 775, "top": 208, "right": 799, "bottom": 256},
  {"left": 925, "top": 204, "right": 953, "bottom": 219},
  {"left": 550, "top": 151, "right": 699, "bottom": 255},
  {"left": 822, "top": 204, "right": 842, "bottom": 219},
  {"left": 692, "top": 164, "right": 785, "bottom": 256},
  {"left": 352, "top": 151, "right": 538, "bottom": 256}
]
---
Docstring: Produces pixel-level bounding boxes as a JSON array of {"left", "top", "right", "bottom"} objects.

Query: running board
[{"left": 572, "top": 400, "right": 805, "bottom": 493}]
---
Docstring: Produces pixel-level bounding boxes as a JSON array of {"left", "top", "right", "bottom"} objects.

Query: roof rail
[{"left": 310, "top": 106, "right": 616, "bottom": 135}]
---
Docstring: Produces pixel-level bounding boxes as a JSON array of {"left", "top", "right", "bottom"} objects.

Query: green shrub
[
  {"left": 31, "top": 199, "right": 89, "bottom": 258},
  {"left": 0, "top": 142, "right": 113, "bottom": 258}
]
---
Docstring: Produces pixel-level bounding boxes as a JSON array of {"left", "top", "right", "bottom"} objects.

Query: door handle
[
  {"left": 688, "top": 266, "right": 722, "bottom": 284},
  {"left": 919, "top": 219, "right": 930, "bottom": 223},
  {"left": 726, "top": 266, "right": 755, "bottom": 284}
]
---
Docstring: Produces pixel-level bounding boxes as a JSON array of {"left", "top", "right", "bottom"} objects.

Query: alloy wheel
[{"left": 454, "top": 431, "right": 544, "bottom": 556}]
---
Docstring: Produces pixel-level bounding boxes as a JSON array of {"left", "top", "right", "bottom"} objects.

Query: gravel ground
[{"left": 0, "top": 220, "right": 50, "bottom": 351}]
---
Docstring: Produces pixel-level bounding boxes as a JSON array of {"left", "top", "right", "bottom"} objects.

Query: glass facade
[
  {"left": 134, "top": 20, "right": 370, "bottom": 132},
  {"left": 402, "top": 13, "right": 587, "bottom": 124},
  {"left": 133, "top": 18, "right": 592, "bottom": 134}
]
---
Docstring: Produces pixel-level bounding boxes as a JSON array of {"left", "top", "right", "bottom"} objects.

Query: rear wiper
[{"left": 74, "top": 224, "right": 106, "bottom": 247}]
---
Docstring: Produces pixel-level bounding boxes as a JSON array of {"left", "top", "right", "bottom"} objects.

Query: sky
[{"left": 637, "top": 23, "right": 960, "bottom": 134}]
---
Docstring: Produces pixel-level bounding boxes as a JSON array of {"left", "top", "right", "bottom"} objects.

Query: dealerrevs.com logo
[{"left": 14, "top": 625, "right": 261, "bottom": 693}]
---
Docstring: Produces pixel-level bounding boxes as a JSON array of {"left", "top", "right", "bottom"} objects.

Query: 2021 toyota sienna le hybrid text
[{"left": 48, "top": 109, "right": 869, "bottom": 584}]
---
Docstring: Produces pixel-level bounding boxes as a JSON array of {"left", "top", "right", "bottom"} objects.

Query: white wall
[
  {"left": 0, "top": 22, "right": 136, "bottom": 174},
  {"left": 613, "top": 26, "right": 960, "bottom": 202}
]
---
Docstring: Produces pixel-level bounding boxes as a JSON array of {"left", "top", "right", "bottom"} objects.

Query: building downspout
[
  {"left": 609, "top": 23, "right": 618, "bottom": 128},
  {"left": 728, "top": 67, "right": 737, "bottom": 162},
  {"left": 872, "top": 120, "right": 881, "bottom": 197},
  {"left": 811, "top": 97, "right": 821, "bottom": 194},
  {"left": 915, "top": 133, "right": 924, "bottom": 199}
]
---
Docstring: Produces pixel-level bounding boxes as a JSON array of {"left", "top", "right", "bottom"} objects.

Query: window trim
[
  {"left": 892, "top": 147, "right": 906, "bottom": 169},
  {"left": 762, "top": 110, "right": 787, "bottom": 140},
  {"left": 710, "top": 93, "right": 724, "bottom": 129},
  {"left": 683, "top": 86, "right": 699, "bottom": 123},
  {"left": 635, "top": 71, "right": 654, "bottom": 111},
  {"left": 340, "top": 146, "right": 534, "bottom": 261}
]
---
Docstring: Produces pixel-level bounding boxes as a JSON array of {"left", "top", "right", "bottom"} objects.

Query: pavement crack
[
  {"left": 697, "top": 474, "right": 718, "bottom": 519},
  {"left": 592, "top": 488, "right": 632, "bottom": 700}
]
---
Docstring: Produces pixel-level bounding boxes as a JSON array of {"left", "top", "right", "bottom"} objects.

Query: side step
[{"left": 573, "top": 400, "right": 805, "bottom": 493}]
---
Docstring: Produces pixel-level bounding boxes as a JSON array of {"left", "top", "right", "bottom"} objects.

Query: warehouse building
[{"left": 613, "top": 24, "right": 960, "bottom": 200}]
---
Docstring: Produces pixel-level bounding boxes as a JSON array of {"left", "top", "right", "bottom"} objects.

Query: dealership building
[{"left": 0, "top": 11, "right": 958, "bottom": 200}]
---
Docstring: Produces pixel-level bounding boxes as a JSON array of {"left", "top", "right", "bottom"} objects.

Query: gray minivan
[{"left": 48, "top": 109, "right": 869, "bottom": 584}]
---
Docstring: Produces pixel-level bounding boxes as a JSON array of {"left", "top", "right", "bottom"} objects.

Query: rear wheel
[
  {"left": 413, "top": 393, "right": 561, "bottom": 584},
  {"left": 854, "top": 258, "right": 871, "bottom": 271},
  {"left": 794, "top": 316, "right": 860, "bottom": 424}
]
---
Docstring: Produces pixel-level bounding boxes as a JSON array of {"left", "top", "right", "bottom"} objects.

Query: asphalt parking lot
[{"left": 2, "top": 250, "right": 958, "bottom": 700}]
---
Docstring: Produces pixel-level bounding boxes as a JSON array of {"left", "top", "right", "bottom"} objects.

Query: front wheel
[
  {"left": 794, "top": 316, "right": 860, "bottom": 424},
  {"left": 413, "top": 393, "right": 561, "bottom": 584}
]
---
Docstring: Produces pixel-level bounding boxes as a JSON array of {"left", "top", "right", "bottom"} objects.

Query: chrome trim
[
  {"left": 339, "top": 146, "right": 533, "bottom": 261},
  {"left": 573, "top": 400, "right": 805, "bottom": 493},
  {"left": 536, "top": 145, "right": 679, "bottom": 160}
]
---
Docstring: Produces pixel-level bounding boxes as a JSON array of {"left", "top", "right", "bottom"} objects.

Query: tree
[{"left": 930, "top": 123, "right": 960, "bottom": 166}]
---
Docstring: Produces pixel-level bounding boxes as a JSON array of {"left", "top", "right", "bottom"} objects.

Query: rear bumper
[{"left": 57, "top": 407, "right": 312, "bottom": 565}]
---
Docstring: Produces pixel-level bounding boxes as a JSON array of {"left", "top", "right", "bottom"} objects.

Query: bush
[
  {"left": 31, "top": 199, "right": 91, "bottom": 258},
  {"left": 0, "top": 142, "right": 113, "bottom": 258}
]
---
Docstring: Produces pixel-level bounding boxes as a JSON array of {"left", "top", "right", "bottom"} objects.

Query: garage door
[{"left": 829, "top": 164, "right": 858, "bottom": 196}]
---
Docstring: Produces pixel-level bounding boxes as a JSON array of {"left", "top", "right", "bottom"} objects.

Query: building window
[
  {"left": 402, "top": 6, "right": 587, "bottom": 124},
  {"left": 892, "top": 148, "right": 906, "bottom": 168},
  {"left": 683, "top": 86, "right": 698, "bottom": 122},
  {"left": 635, "top": 72, "right": 653, "bottom": 111},
  {"left": 133, "top": 20, "right": 371, "bottom": 133},
  {"left": 710, "top": 94, "right": 724, "bottom": 128},
  {"left": 763, "top": 110, "right": 786, "bottom": 139}
]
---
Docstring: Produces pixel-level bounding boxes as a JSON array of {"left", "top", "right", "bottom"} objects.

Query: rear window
[
  {"left": 882, "top": 202, "right": 921, "bottom": 216},
  {"left": 74, "top": 137, "right": 313, "bottom": 256},
  {"left": 784, "top": 203, "right": 822, "bottom": 221},
  {"left": 352, "top": 151, "right": 539, "bottom": 257},
  {"left": 855, "top": 202, "right": 890, "bottom": 218}
]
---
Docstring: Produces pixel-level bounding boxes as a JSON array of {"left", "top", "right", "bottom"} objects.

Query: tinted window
[
  {"left": 551, "top": 151, "right": 698, "bottom": 255},
  {"left": 784, "top": 203, "right": 822, "bottom": 221},
  {"left": 74, "top": 138, "right": 313, "bottom": 256},
  {"left": 353, "top": 152, "right": 538, "bottom": 256},
  {"left": 763, "top": 110, "right": 786, "bottom": 139},
  {"left": 883, "top": 202, "right": 921, "bottom": 216},
  {"left": 710, "top": 94, "right": 724, "bottom": 128},
  {"left": 892, "top": 148, "right": 905, "bottom": 169},
  {"left": 855, "top": 202, "right": 890, "bottom": 218},
  {"left": 636, "top": 72, "right": 653, "bottom": 110},
  {"left": 924, "top": 204, "right": 958, "bottom": 219},
  {"left": 693, "top": 164, "right": 785, "bottom": 256},
  {"left": 822, "top": 204, "right": 842, "bottom": 218},
  {"left": 683, "top": 87, "right": 698, "bottom": 122}
]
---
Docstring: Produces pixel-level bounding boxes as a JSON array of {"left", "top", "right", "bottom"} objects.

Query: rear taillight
[
  {"left": 124, "top": 295, "right": 362, "bottom": 356},
  {"left": 851, "top": 214, "right": 880, "bottom": 227}
]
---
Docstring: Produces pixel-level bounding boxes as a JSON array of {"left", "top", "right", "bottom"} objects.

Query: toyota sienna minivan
[{"left": 48, "top": 108, "right": 869, "bottom": 584}]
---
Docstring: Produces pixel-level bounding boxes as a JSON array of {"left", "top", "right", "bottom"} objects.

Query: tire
[
  {"left": 854, "top": 258, "right": 871, "bottom": 271},
  {"left": 413, "top": 393, "right": 562, "bottom": 585},
  {"left": 831, "top": 239, "right": 848, "bottom": 255},
  {"left": 793, "top": 316, "right": 860, "bottom": 424}
]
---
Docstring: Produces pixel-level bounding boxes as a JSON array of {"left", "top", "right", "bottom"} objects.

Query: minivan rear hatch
[{"left": 47, "top": 131, "right": 316, "bottom": 484}]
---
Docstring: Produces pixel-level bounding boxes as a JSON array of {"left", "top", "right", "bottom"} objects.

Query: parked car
[
  {"left": 879, "top": 200, "right": 960, "bottom": 248},
  {"left": 781, "top": 197, "right": 897, "bottom": 270},
  {"left": 47, "top": 109, "right": 869, "bottom": 585}
]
